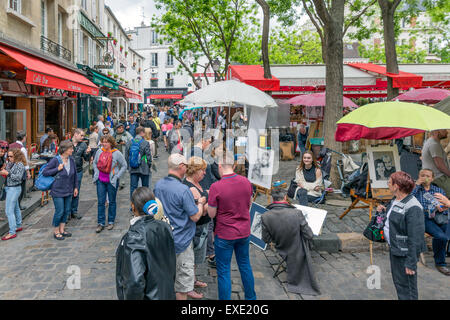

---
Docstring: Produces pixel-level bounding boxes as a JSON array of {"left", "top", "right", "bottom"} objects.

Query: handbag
[
  {"left": 363, "top": 209, "right": 387, "bottom": 243},
  {"left": 35, "top": 156, "right": 63, "bottom": 191},
  {"left": 287, "top": 179, "right": 298, "bottom": 199}
]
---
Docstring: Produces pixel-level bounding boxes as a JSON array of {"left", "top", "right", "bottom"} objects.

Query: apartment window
[
  {"left": 41, "top": 1, "right": 47, "bottom": 37},
  {"left": 9, "top": 0, "right": 21, "bottom": 13},
  {"left": 151, "top": 53, "right": 158, "bottom": 67},
  {"left": 81, "top": 0, "right": 87, "bottom": 11},
  {"left": 58, "top": 12, "right": 63, "bottom": 45},
  {"left": 166, "top": 54, "right": 174, "bottom": 67},
  {"left": 92, "top": 0, "right": 97, "bottom": 21},
  {"left": 79, "top": 31, "right": 84, "bottom": 63},
  {"left": 151, "top": 30, "right": 158, "bottom": 44},
  {"left": 166, "top": 73, "right": 174, "bottom": 87}
]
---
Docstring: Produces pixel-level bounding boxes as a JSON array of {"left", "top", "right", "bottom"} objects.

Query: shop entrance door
[{"left": 0, "top": 101, "right": 27, "bottom": 143}]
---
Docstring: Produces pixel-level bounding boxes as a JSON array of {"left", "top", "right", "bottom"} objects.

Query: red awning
[
  {"left": 0, "top": 44, "right": 99, "bottom": 95},
  {"left": 228, "top": 65, "right": 280, "bottom": 91},
  {"left": 119, "top": 86, "right": 143, "bottom": 101},
  {"left": 347, "top": 63, "right": 422, "bottom": 89},
  {"left": 148, "top": 94, "right": 183, "bottom": 100}
]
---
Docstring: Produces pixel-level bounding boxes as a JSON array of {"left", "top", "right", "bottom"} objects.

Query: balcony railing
[{"left": 40, "top": 36, "right": 72, "bottom": 62}]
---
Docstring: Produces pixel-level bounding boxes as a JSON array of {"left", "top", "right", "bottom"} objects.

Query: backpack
[
  {"left": 97, "top": 148, "right": 117, "bottom": 173},
  {"left": 129, "top": 138, "right": 144, "bottom": 169},
  {"left": 35, "top": 156, "right": 63, "bottom": 191}
]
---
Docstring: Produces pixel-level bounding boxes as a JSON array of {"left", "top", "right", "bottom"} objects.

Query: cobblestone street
[{"left": 0, "top": 145, "right": 449, "bottom": 300}]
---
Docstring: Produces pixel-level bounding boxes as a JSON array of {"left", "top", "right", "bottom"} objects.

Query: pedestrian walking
[
  {"left": 93, "top": 135, "right": 127, "bottom": 233},
  {"left": 154, "top": 153, "right": 206, "bottom": 300},
  {"left": 377, "top": 171, "right": 425, "bottom": 300},
  {"left": 125, "top": 126, "right": 152, "bottom": 211},
  {"left": 88, "top": 125, "right": 99, "bottom": 161},
  {"left": 116, "top": 187, "right": 176, "bottom": 300},
  {"left": 70, "top": 129, "right": 91, "bottom": 220},
  {"left": 144, "top": 128, "right": 156, "bottom": 159},
  {"left": 0, "top": 149, "right": 26, "bottom": 240},
  {"left": 42, "top": 140, "right": 78, "bottom": 241},
  {"left": 168, "top": 120, "right": 183, "bottom": 154},
  {"left": 207, "top": 155, "right": 256, "bottom": 300},
  {"left": 125, "top": 115, "right": 138, "bottom": 138},
  {"left": 114, "top": 123, "right": 133, "bottom": 190},
  {"left": 183, "top": 156, "right": 211, "bottom": 298},
  {"left": 8, "top": 131, "right": 31, "bottom": 211}
]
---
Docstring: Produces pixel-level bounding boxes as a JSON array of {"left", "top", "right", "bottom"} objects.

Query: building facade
[{"left": 127, "top": 24, "right": 196, "bottom": 106}]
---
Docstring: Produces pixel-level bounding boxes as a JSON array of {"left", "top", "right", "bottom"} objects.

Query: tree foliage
[
  {"left": 232, "top": 28, "right": 323, "bottom": 65},
  {"left": 358, "top": 42, "right": 428, "bottom": 63},
  {"left": 151, "top": 0, "right": 257, "bottom": 87}
]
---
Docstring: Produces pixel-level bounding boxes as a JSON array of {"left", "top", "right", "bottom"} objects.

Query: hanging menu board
[{"left": 37, "top": 98, "right": 45, "bottom": 133}]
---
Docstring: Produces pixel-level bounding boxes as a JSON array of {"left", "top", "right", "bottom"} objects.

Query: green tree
[
  {"left": 358, "top": 42, "right": 428, "bottom": 63},
  {"left": 232, "top": 28, "right": 323, "bottom": 65},
  {"left": 152, "top": 0, "right": 257, "bottom": 88}
]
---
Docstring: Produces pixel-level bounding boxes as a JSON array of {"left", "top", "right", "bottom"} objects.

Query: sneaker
[
  {"left": 71, "top": 213, "right": 81, "bottom": 220},
  {"left": 207, "top": 256, "right": 216, "bottom": 268},
  {"left": 107, "top": 224, "right": 114, "bottom": 230},
  {"left": 96, "top": 225, "right": 104, "bottom": 233}
]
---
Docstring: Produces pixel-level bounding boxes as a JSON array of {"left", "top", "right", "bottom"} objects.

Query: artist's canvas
[
  {"left": 367, "top": 144, "right": 401, "bottom": 189},
  {"left": 248, "top": 148, "right": 274, "bottom": 190},
  {"left": 249, "top": 203, "right": 268, "bottom": 250}
]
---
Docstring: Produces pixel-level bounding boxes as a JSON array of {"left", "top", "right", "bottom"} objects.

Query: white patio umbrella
[{"left": 180, "top": 80, "right": 278, "bottom": 108}]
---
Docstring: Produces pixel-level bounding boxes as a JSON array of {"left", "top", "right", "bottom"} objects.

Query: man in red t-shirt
[{"left": 207, "top": 155, "right": 256, "bottom": 300}]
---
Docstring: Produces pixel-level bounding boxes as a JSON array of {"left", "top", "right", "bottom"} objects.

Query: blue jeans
[
  {"left": 71, "top": 171, "right": 83, "bottom": 214},
  {"left": 296, "top": 188, "right": 320, "bottom": 206},
  {"left": 214, "top": 235, "right": 256, "bottom": 300},
  {"left": 97, "top": 180, "right": 118, "bottom": 226},
  {"left": 425, "top": 217, "right": 448, "bottom": 266},
  {"left": 52, "top": 195, "right": 73, "bottom": 227},
  {"left": 5, "top": 186, "right": 22, "bottom": 235},
  {"left": 129, "top": 173, "right": 150, "bottom": 200}
]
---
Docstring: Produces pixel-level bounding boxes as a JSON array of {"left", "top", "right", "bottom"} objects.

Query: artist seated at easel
[
  {"left": 261, "top": 187, "right": 320, "bottom": 296},
  {"left": 294, "top": 151, "right": 324, "bottom": 206}
]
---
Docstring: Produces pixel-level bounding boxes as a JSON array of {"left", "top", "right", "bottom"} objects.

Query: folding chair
[{"left": 273, "top": 253, "right": 287, "bottom": 278}]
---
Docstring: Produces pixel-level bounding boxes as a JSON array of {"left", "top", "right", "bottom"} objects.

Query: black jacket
[
  {"left": 116, "top": 215, "right": 176, "bottom": 300},
  {"left": 72, "top": 141, "right": 90, "bottom": 173},
  {"left": 141, "top": 120, "right": 159, "bottom": 138},
  {"left": 385, "top": 194, "right": 425, "bottom": 271}
]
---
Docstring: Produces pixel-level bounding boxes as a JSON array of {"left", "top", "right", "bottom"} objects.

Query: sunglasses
[{"left": 8, "top": 155, "right": 14, "bottom": 158}]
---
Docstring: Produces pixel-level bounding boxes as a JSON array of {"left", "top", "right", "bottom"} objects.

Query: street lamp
[
  {"left": 120, "top": 63, "right": 126, "bottom": 73},
  {"left": 211, "top": 58, "right": 221, "bottom": 82}
]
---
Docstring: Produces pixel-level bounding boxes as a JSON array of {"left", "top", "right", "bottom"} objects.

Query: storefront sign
[
  {"left": 78, "top": 12, "right": 106, "bottom": 46},
  {"left": 37, "top": 98, "right": 45, "bottom": 133}
]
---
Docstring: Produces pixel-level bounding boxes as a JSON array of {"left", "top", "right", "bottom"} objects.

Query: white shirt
[
  {"left": 97, "top": 120, "right": 105, "bottom": 131},
  {"left": 383, "top": 200, "right": 401, "bottom": 245},
  {"left": 15, "top": 140, "right": 29, "bottom": 170}
]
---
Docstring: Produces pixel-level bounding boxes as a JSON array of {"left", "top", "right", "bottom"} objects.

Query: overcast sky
[{"left": 105, "top": 0, "right": 159, "bottom": 30}]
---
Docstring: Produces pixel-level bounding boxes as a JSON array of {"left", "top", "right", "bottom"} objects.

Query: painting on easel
[
  {"left": 367, "top": 144, "right": 401, "bottom": 189},
  {"left": 248, "top": 148, "right": 275, "bottom": 190}
]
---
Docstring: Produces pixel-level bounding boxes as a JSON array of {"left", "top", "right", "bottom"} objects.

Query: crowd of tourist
[{"left": 0, "top": 104, "right": 448, "bottom": 301}]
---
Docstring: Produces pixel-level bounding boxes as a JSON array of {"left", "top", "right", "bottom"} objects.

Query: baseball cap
[{"left": 169, "top": 153, "right": 188, "bottom": 166}]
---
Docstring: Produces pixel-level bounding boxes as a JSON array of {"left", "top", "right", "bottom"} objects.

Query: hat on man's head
[
  {"left": 168, "top": 153, "right": 188, "bottom": 167},
  {"left": 115, "top": 123, "right": 124, "bottom": 130}
]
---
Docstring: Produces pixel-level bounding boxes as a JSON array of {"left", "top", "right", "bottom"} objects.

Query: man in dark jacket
[
  {"left": 125, "top": 126, "right": 152, "bottom": 212},
  {"left": 125, "top": 115, "right": 138, "bottom": 138},
  {"left": 141, "top": 114, "right": 159, "bottom": 159},
  {"left": 261, "top": 187, "right": 320, "bottom": 296},
  {"left": 116, "top": 187, "right": 176, "bottom": 300},
  {"left": 70, "top": 129, "right": 91, "bottom": 220}
]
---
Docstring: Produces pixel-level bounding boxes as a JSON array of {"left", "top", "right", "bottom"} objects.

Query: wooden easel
[
  {"left": 252, "top": 181, "right": 288, "bottom": 206},
  {"left": 339, "top": 172, "right": 393, "bottom": 264}
]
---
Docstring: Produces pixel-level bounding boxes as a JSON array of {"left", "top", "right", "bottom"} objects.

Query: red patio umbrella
[
  {"left": 286, "top": 92, "right": 359, "bottom": 109},
  {"left": 395, "top": 88, "right": 450, "bottom": 104}
]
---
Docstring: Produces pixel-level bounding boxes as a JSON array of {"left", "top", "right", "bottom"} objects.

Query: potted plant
[
  {"left": 120, "top": 45, "right": 124, "bottom": 52},
  {"left": 107, "top": 32, "right": 112, "bottom": 38},
  {"left": 125, "top": 51, "right": 128, "bottom": 57},
  {"left": 113, "top": 74, "right": 118, "bottom": 79},
  {"left": 138, "top": 68, "right": 141, "bottom": 73},
  {"left": 107, "top": 71, "right": 113, "bottom": 77},
  {"left": 113, "top": 38, "right": 118, "bottom": 46}
]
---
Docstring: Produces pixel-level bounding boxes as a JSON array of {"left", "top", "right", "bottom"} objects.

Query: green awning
[
  {"left": 91, "top": 71, "right": 119, "bottom": 90},
  {"left": 76, "top": 64, "right": 119, "bottom": 90}
]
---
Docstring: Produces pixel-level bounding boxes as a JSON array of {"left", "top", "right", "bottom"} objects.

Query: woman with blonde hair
[
  {"left": 182, "top": 156, "right": 210, "bottom": 299},
  {"left": 0, "top": 148, "right": 27, "bottom": 240},
  {"left": 294, "top": 150, "right": 324, "bottom": 206}
]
